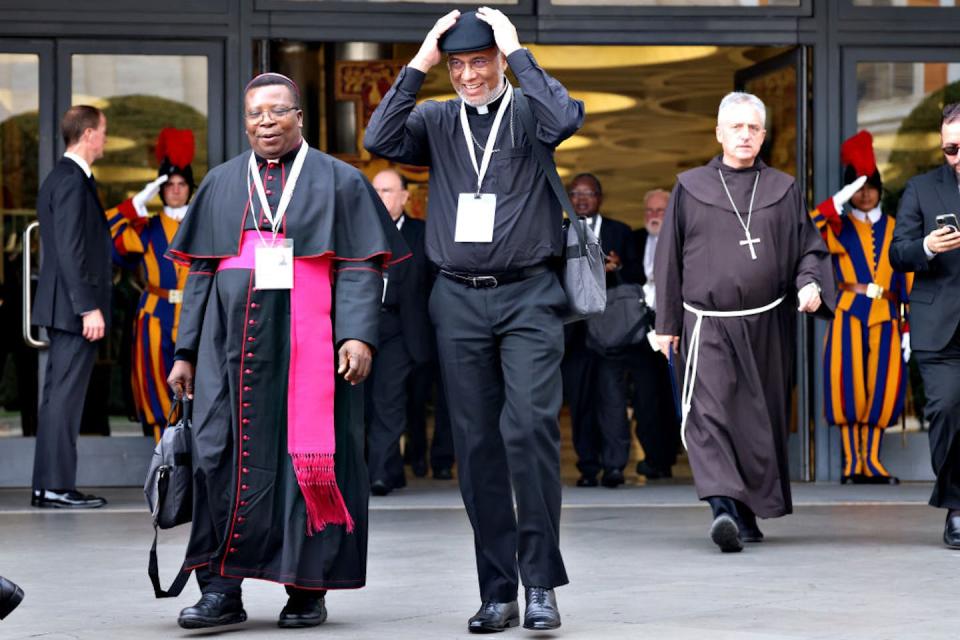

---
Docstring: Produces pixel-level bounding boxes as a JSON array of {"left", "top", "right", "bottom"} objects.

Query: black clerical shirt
[{"left": 364, "top": 49, "right": 584, "bottom": 273}]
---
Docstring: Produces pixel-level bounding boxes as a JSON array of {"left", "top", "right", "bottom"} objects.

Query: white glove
[
  {"left": 901, "top": 331, "right": 911, "bottom": 363},
  {"left": 797, "top": 282, "right": 821, "bottom": 313},
  {"left": 831, "top": 175, "right": 868, "bottom": 214},
  {"left": 131, "top": 174, "right": 169, "bottom": 218}
]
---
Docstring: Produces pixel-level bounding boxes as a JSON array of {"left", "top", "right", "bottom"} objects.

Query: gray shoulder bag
[{"left": 513, "top": 89, "right": 606, "bottom": 323}]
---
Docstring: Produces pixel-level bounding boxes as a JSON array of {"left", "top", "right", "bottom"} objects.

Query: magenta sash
[{"left": 219, "top": 231, "right": 353, "bottom": 534}]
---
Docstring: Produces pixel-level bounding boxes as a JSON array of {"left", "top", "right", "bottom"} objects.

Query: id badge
[
  {"left": 455, "top": 193, "right": 496, "bottom": 243},
  {"left": 255, "top": 239, "right": 294, "bottom": 290}
]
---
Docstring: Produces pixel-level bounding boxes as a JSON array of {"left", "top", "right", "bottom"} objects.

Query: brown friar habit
[{"left": 654, "top": 155, "right": 835, "bottom": 518}]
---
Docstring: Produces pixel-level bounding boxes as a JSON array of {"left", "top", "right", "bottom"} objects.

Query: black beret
[{"left": 439, "top": 11, "right": 496, "bottom": 54}]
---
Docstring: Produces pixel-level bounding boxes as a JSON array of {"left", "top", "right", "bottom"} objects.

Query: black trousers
[
  {"left": 405, "top": 360, "right": 455, "bottom": 472},
  {"left": 430, "top": 271, "right": 569, "bottom": 602},
  {"left": 594, "top": 357, "right": 631, "bottom": 473},
  {"left": 561, "top": 336, "right": 600, "bottom": 477},
  {"left": 629, "top": 343, "right": 681, "bottom": 472},
  {"left": 32, "top": 328, "right": 97, "bottom": 491},
  {"left": 914, "top": 327, "right": 960, "bottom": 509},
  {"left": 367, "top": 310, "right": 415, "bottom": 488}
]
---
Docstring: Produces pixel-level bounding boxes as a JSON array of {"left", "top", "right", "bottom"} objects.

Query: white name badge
[
  {"left": 455, "top": 193, "right": 496, "bottom": 243},
  {"left": 255, "top": 239, "right": 294, "bottom": 290}
]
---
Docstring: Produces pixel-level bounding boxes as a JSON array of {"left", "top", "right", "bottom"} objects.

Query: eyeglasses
[
  {"left": 568, "top": 190, "right": 599, "bottom": 198},
  {"left": 447, "top": 57, "right": 492, "bottom": 73},
  {"left": 245, "top": 106, "right": 298, "bottom": 123},
  {"left": 943, "top": 144, "right": 960, "bottom": 156}
]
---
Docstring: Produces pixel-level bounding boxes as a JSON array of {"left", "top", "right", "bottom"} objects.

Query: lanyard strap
[
  {"left": 247, "top": 140, "right": 308, "bottom": 246},
  {"left": 459, "top": 84, "right": 513, "bottom": 196}
]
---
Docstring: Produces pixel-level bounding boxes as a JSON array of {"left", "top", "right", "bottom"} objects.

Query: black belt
[{"left": 439, "top": 264, "right": 549, "bottom": 289}]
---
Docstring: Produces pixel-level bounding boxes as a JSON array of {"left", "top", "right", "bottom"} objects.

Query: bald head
[{"left": 372, "top": 169, "right": 409, "bottom": 221}]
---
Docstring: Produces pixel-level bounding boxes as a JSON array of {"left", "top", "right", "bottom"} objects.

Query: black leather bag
[
  {"left": 585, "top": 283, "right": 655, "bottom": 356},
  {"left": 144, "top": 397, "right": 193, "bottom": 598}
]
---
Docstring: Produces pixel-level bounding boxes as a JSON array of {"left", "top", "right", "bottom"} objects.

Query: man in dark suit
[
  {"left": 630, "top": 188, "right": 681, "bottom": 480},
  {"left": 890, "top": 102, "right": 960, "bottom": 548},
  {"left": 367, "top": 168, "right": 432, "bottom": 495},
  {"left": 30, "top": 105, "right": 111, "bottom": 508},
  {"left": 563, "top": 173, "right": 642, "bottom": 488}
]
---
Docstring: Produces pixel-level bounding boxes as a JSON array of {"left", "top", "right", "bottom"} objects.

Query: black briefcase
[
  {"left": 585, "top": 283, "right": 655, "bottom": 356},
  {"left": 144, "top": 397, "right": 193, "bottom": 598}
]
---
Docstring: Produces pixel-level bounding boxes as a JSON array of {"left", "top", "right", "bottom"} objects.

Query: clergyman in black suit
[
  {"left": 890, "top": 102, "right": 960, "bottom": 548},
  {"left": 30, "top": 105, "right": 111, "bottom": 509},
  {"left": 563, "top": 173, "right": 642, "bottom": 488},
  {"left": 630, "top": 188, "right": 681, "bottom": 480},
  {"left": 366, "top": 168, "right": 432, "bottom": 495}
]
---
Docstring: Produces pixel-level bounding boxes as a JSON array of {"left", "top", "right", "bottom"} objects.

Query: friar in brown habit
[{"left": 654, "top": 91, "right": 836, "bottom": 553}]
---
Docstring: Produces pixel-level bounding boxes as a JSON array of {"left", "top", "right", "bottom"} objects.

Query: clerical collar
[
  {"left": 850, "top": 206, "right": 882, "bottom": 224},
  {"left": 463, "top": 81, "right": 508, "bottom": 116},
  {"left": 254, "top": 138, "right": 304, "bottom": 165}
]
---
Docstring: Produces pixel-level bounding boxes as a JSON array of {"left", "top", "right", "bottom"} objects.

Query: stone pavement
[{"left": 0, "top": 481, "right": 955, "bottom": 640}]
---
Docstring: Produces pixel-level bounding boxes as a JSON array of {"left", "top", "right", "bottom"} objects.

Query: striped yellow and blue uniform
[
  {"left": 106, "top": 199, "right": 187, "bottom": 441},
  {"left": 809, "top": 198, "right": 913, "bottom": 478}
]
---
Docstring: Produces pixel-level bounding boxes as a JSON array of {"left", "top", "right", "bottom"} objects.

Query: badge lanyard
[
  {"left": 458, "top": 83, "right": 513, "bottom": 196},
  {"left": 246, "top": 140, "right": 309, "bottom": 247}
]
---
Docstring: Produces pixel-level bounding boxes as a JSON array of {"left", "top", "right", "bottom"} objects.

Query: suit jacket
[
  {"left": 32, "top": 157, "right": 112, "bottom": 334},
  {"left": 596, "top": 215, "right": 642, "bottom": 289},
  {"left": 632, "top": 228, "right": 654, "bottom": 287},
  {"left": 890, "top": 163, "right": 960, "bottom": 352},
  {"left": 384, "top": 216, "right": 431, "bottom": 364}
]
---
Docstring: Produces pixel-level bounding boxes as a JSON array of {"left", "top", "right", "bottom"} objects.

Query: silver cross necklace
[{"left": 718, "top": 168, "right": 761, "bottom": 260}]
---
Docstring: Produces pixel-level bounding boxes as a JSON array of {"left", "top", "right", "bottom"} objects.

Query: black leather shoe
[
  {"left": 178, "top": 592, "right": 247, "bottom": 629},
  {"left": 468, "top": 600, "right": 519, "bottom": 633},
  {"left": 601, "top": 469, "right": 625, "bottom": 488},
  {"left": 576, "top": 475, "right": 598, "bottom": 487},
  {"left": 523, "top": 587, "right": 561, "bottom": 631},
  {"left": 31, "top": 489, "right": 106, "bottom": 509},
  {"left": 636, "top": 460, "right": 673, "bottom": 479},
  {"left": 370, "top": 480, "right": 392, "bottom": 496},
  {"left": 944, "top": 511, "right": 960, "bottom": 549},
  {"left": 278, "top": 594, "right": 327, "bottom": 628},
  {"left": 433, "top": 467, "right": 454, "bottom": 480},
  {"left": 861, "top": 474, "right": 900, "bottom": 485},
  {"left": 710, "top": 514, "right": 743, "bottom": 553},
  {"left": 737, "top": 505, "right": 764, "bottom": 543},
  {"left": 411, "top": 459, "right": 428, "bottom": 478},
  {"left": 0, "top": 577, "right": 24, "bottom": 620}
]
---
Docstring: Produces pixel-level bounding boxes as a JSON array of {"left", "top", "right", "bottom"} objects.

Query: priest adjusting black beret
[{"left": 439, "top": 10, "right": 496, "bottom": 54}]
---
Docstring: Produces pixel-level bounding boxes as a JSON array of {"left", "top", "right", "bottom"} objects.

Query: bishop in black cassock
[{"left": 655, "top": 92, "right": 835, "bottom": 553}]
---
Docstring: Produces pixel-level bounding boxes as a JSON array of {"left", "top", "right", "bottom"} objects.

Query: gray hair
[
  {"left": 643, "top": 188, "right": 670, "bottom": 206},
  {"left": 717, "top": 92, "right": 766, "bottom": 128}
]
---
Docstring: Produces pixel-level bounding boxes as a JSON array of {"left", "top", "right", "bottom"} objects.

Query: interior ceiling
[{"left": 410, "top": 44, "right": 791, "bottom": 228}]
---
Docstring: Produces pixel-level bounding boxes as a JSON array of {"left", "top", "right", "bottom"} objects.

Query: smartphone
[{"left": 937, "top": 214, "right": 960, "bottom": 233}]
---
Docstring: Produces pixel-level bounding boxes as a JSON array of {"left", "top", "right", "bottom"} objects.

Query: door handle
[{"left": 22, "top": 220, "right": 48, "bottom": 350}]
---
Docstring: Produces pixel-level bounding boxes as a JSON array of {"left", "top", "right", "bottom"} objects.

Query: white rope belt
[{"left": 679, "top": 295, "right": 786, "bottom": 450}]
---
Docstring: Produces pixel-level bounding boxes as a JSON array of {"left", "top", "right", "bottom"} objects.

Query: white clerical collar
[
  {"left": 163, "top": 205, "right": 188, "bottom": 222},
  {"left": 472, "top": 79, "right": 508, "bottom": 115},
  {"left": 850, "top": 206, "right": 882, "bottom": 224},
  {"left": 64, "top": 151, "right": 91, "bottom": 178}
]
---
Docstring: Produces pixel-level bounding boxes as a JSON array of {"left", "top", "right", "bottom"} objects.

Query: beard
[{"left": 456, "top": 71, "right": 507, "bottom": 108}]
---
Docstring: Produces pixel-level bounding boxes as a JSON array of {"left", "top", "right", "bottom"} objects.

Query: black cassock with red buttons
[{"left": 167, "top": 141, "right": 409, "bottom": 590}]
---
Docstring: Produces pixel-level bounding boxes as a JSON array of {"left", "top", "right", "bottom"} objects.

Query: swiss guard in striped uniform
[
  {"left": 106, "top": 128, "right": 195, "bottom": 439},
  {"left": 809, "top": 130, "right": 913, "bottom": 484}
]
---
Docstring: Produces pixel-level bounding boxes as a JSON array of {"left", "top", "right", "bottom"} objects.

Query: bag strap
[
  {"left": 513, "top": 89, "right": 588, "bottom": 257},
  {"left": 149, "top": 525, "right": 191, "bottom": 598}
]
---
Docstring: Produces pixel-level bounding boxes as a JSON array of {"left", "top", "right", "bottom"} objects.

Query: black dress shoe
[
  {"left": 31, "top": 489, "right": 106, "bottom": 509},
  {"left": 433, "top": 467, "right": 454, "bottom": 480},
  {"left": 636, "top": 460, "right": 672, "bottom": 479},
  {"left": 370, "top": 480, "right": 392, "bottom": 496},
  {"left": 468, "top": 600, "right": 519, "bottom": 633},
  {"left": 710, "top": 514, "right": 743, "bottom": 553},
  {"left": 178, "top": 592, "right": 247, "bottom": 629},
  {"left": 523, "top": 587, "right": 561, "bottom": 631},
  {"left": 0, "top": 577, "right": 24, "bottom": 620},
  {"left": 576, "top": 475, "right": 598, "bottom": 487},
  {"left": 601, "top": 468, "right": 625, "bottom": 488},
  {"left": 737, "top": 505, "right": 764, "bottom": 543},
  {"left": 278, "top": 594, "right": 327, "bottom": 628},
  {"left": 861, "top": 474, "right": 900, "bottom": 485},
  {"left": 411, "top": 459, "right": 428, "bottom": 478},
  {"left": 944, "top": 511, "right": 960, "bottom": 549}
]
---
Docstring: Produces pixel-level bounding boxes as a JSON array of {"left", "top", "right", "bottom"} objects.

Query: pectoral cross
[{"left": 739, "top": 229, "right": 760, "bottom": 260}]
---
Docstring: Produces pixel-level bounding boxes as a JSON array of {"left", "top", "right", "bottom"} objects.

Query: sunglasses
[{"left": 943, "top": 144, "right": 960, "bottom": 156}]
